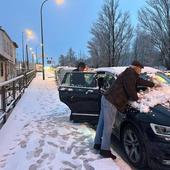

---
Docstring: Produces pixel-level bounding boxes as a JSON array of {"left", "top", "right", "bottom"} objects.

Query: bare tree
[
  {"left": 58, "top": 54, "right": 66, "bottom": 66},
  {"left": 88, "top": 0, "right": 133, "bottom": 67},
  {"left": 58, "top": 48, "right": 89, "bottom": 67},
  {"left": 66, "top": 48, "right": 76, "bottom": 66},
  {"left": 132, "top": 26, "right": 161, "bottom": 66},
  {"left": 139, "top": 0, "right": 170, "bottom": 69},
  {"left": 58, "top": 48, "right": 76, "bottom": 66}
]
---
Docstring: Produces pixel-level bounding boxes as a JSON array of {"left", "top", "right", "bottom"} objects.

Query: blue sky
[{"left": 0, "top": 0, "right": 146, "bottom": 64}]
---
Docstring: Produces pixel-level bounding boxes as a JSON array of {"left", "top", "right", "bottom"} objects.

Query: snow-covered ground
[{"left": 0, "top": 71, "right": 131, "bottom": 170}]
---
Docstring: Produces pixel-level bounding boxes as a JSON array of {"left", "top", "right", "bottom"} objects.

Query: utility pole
[
  {"left": 26, "top": 44, "right": 29, "bottom": 71},
  {"left": 22, "top": 32, "right": 25, "bottom": 72}
]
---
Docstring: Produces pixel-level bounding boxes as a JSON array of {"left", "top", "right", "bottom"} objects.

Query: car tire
[
  {"left": 121, "top": 124, "right": 147, "bottom": 169},
  {"left": 3, "top": 114, "right": 6, "bottom": 124},
  {"left": 70, "top": 113, "right": 73, "bottom": 121}
]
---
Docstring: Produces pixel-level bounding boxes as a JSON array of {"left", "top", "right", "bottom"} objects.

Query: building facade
[{"left": 0, "top": 27, "right": 18, "bottom": 82}]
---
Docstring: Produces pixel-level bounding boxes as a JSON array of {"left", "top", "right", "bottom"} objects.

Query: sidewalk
[{"left": 0, "top": 71, "right": 131, "bottom": 170}]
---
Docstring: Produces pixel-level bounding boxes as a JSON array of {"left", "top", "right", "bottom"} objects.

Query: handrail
[
  {"left": 0, "top": 75, "right": 24, "bottom": 87},
  {"left": 0, "top": 70, "right": 35, "bottom": 87},
  {"left": 26, "top": 70, "right": 35, "bottom": 75},
  {"left": 0, "top": 70, "right": 36, "bottom": 126}
]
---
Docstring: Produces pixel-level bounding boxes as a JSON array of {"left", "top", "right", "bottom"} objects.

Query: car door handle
[
  {"left": 71, "top": 96, "right": 74, "bottom": 102},
  {"left": 85, "top": 90, "right": 94, "bottom": 94},
  {"left": 59, "top": 87, "right": 73, "bottom": 92},
  {"left": 59, "top": 87, "right": 66, "bottom": 91}
]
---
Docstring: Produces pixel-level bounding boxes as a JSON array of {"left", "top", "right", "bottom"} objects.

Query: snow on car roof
[
  {"left": 95, "top": 66, "right": 160, "bottom": 75},
  {"left": 142, "top": 67, "right": 160, "bottom": 74},
  {"left": 95, "top": 67, "right": 127, "bottom": 75},
  {"left": 57, "top": 66, "right": 76, "bottom": 70}
]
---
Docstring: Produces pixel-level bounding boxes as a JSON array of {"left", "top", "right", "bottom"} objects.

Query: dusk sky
[{"left": 0, "top": 0, "right": 146, "bottom": 64}]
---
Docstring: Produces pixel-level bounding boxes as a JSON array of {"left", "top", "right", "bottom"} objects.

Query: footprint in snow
[
  {"left": 62, "top": 161, "right": 79, "bottom": 169},
  {"left": 19, "top": 140, "right": 27, "bottom": 148},
  {"left": 29, "top": 164, "right": 38, "bottom": 170},
  {"left": 34, "top": 148, "right": 43, "bottom": 158}
]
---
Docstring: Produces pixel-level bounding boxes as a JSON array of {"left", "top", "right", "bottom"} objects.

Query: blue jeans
[{"left": 94, "top": 95, "right": 117, "bottom": 150}]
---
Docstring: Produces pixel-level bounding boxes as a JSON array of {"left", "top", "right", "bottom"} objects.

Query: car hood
[{"left": 144, "top": 105, "right": 170, "bottom": 126}]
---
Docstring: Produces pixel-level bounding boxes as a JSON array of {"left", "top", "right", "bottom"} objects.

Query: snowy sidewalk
[{"left": 0, "top": 72, "right": 131, "bottom": 170}]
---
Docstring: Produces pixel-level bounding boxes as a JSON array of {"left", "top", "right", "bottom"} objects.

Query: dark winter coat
[{"left": 104, "top": 67, "right": 154, "bottom": 112}]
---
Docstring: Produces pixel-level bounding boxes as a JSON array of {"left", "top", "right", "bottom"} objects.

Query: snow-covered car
[
  {"left": 58, "top": 67, "right": 170, "bottom": 170},
  {"left": 55, "top": 66, "right": 76, "bottom": 85}
]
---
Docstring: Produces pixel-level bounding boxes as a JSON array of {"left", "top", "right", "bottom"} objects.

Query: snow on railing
[
  {"left": 0, "top": 75, "right": 24, "bottom": 87},
  {"left": 0, "top": 70, "right": 36, "bottom": 126},
  {"left": 26, "top": 70, "right": 35, "bottom": 75}
]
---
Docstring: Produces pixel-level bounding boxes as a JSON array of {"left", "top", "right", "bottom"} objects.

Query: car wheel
[
  {"left": 70, "top": 113, "right": 73, "bottom": 121},
  {"left": 3, "top": 114, "right": 6, "bottom": 124},
  {"left": 121, "top": 124, "right": 147, "bottom": 168}
]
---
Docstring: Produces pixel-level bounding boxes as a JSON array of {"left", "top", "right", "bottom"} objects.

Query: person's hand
[
  {"left": 137, "top": 94, "right": 143, "bottom": 103},
  {"left": 150, "top": 76, "right": 162, "bottom": 88},
  {"left": 150, "top": 76, "right": 157, "bottom": 82},
  {"left": 100, "top": 88, "right": 106, "bottom": 95},
  {"left": 154, "top": 83, "right": 162, "bottom": 88}
]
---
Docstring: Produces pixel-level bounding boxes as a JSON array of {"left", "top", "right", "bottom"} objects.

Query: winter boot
[
  {"left": 93, "top": 144, "right": 101, "bottom": 150},
  {"left": 100, "top": 149, "right": 116, "bottom": 160}
]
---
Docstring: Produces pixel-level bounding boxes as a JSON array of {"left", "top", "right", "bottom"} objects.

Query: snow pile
[{"left": 131, "top": 84, "right": 170, "bottom": 113}]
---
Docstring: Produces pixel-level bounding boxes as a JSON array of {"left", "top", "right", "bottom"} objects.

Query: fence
[{"left": 0, "top": 70, "right": 36, "bottom": 124}]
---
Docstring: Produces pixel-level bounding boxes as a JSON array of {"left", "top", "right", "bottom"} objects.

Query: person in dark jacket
[
  {"left": 94, "top": 60, "right": 155, "bottom": 160},
  {"left": 71, "top": 62, "right": 86, "bottom": 86},
  {"left": 74, "top": 62, "right": 86, "bottom": 71}
]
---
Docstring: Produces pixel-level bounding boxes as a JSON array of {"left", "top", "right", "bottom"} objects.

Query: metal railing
[{"left": 0, "top": 70, "right": 36, "bottom": 124}]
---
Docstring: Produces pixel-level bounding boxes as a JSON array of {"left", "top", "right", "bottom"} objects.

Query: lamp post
[
  {"left": 40, "top": 0, "right": 49, "bottom": 80},
  {"left": 22, "top": 32, "right": 25, "bottom": 73},
  {"left": 23, "top": 29, "right": 34, "bottom": 72},
  {"left": 26, "top": 44, "right": 29, "bottom": 71},
  {"left": 40, "top": 0, "right": 64, "bottom": 80}
]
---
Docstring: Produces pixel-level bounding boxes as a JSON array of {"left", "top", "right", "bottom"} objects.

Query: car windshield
[
  {"left": 130, "top": 72, "right": 170, "bottom": 113},
  {"left": 140, "top": 72, "right": 170, "bottom": 85}
]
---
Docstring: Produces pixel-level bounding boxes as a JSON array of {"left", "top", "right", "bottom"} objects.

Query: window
[
  {"left": 62, "top": 72, "right": 97, "bottom": 88},
  {"left": 61, "top": 72, "right": 71, "bottom": 86},
  {"left": 103, "top": 73, "right": 115, "bottom": 89},
  {"left": 96, "top": 72, "right": 115, "bottom": 90},
  {"left": 1, "top": 62, "right": 3, "bottom": 77}
]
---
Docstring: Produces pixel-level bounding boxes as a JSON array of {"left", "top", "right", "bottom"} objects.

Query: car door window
[
  {"left": 61, "top": 72, "right": 97, "bottom": 88},
  {"left": 96, "top": 72, "right": 116, "bottom": 90},
  {"left": 103, "top": 73, "right": 115, "bottom": 90},
  {"left": 61, "top": 72, "right": 71, "bottom": 86}
]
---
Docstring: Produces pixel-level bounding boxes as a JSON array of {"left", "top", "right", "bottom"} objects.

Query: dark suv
[{"left": 58, "top": 67, "right": 170, "bottom": 170}]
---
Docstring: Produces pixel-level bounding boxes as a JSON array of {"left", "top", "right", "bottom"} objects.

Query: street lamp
[
  {"left": 22, "top": 29, "right": 35, "bottom": 72},
  {"left": 40, "top": 0, "right": 64, "bottom": 80},
  {"left": 40, "top": 0, "right": 48, "bottom": 80},
  {"left": 22, "top": 32, "right": 25, "bottom": 72}
]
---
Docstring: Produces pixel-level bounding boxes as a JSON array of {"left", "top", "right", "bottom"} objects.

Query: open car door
[{"left": 58, "top": 71, "right": 101, "bottom": 123}]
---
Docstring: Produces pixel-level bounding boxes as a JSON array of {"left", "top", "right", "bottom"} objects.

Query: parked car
[
  {"left": 58, "top": 67, "right": 170, "bottom": 170},
  {"left": 55, "top": 66, "right": 76, "bottom": 85}
]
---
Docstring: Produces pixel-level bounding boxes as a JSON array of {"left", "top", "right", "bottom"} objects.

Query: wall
[
  {"left": 0, "top": 30, "right": 16, "bottom": 64},
  {"left": 0, "top": 61, "right": 6, "bottom": 82}
]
